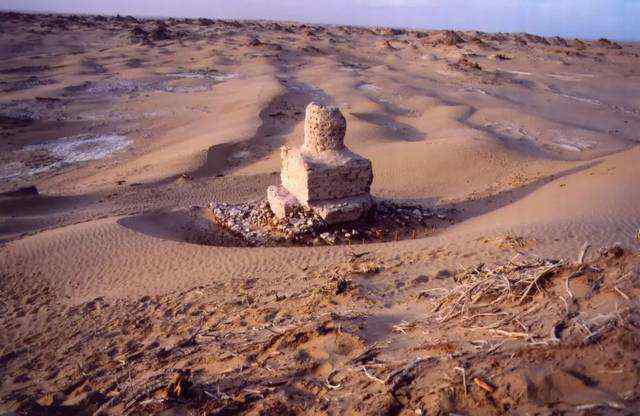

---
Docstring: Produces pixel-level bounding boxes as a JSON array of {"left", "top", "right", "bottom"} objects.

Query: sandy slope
[{"left": 1, "top": 12, "right": 640, "bottom": 415}]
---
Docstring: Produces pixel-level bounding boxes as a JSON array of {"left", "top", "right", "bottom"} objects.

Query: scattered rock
[
  {"left": 493, "top": 53, "right": 513, "bottom": 60},
  {"left": 206, "top": 197, "right": 447, "bottom": 247},
  {"left": 80, "top": 58, "right": 107, "bottom": 75},
  {"left": 451, "top": 57, "right": 482, "bottom": 71},
  {"left": 412, "top": 275, "right": 430, "bottom": 285},
  {"left": 601, "top": 244, "right": 624, "bottom": 258},
  {"left": 165, "top": 370, "right": 192, "bottom": 399},
  {"left": 431, "top": 30, "right": 465, "bottom": 46},
  {"left": 596, "top": 38, "right": 623, "bottom": 49},
  {"left": 247, "top": 36, "right": 263, "bottom": 47},
  {"left": 550, "top": 36, "right": 569, "bottom": 47},
  {"left": 435, "top": 269, "right": 452, "bottom": 279},
  {"left": 13, "top": 374, "right": 30, "bottom": 383},
  {"left": 129, "top": 25, "right": 149, "bottom": 43},
  {"left": 150, "top": 22, "right": 173, "bottom": 41},
  {"left": 522, "top": 33, "right": 550, "bottom": 45}
]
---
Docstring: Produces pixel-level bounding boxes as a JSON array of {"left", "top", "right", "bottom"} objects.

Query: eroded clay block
[
  {"left": 309, "top": 194, "right": 373, "bottom": 224},
  {"left": 267, "top": 185, "right": 300, "bottom": 219},
  {"left": 281, "top": 148, "right": 373, "bottom": 203}
]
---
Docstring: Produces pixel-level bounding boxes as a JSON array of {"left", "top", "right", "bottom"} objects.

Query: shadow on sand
[{"left": 116, "top": 161, "right": 600, "bottom": 248}]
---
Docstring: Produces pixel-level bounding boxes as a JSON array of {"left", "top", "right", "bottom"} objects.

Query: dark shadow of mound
[
  {"left": 14, "top": 399, "right": 101, "bottom": 416},
  {"left": 116, "top": 161, "right": 600, "bottom": 248},
  {"left": 190, "top": 79, "right": 327, "bottom": 178},
  {"left": 117, "top": 208, "right": 247, "bottom": 247},
  {"left": 0, "top": 193, "right": 95, "bottom": 216},
  {"left": 415, "top": 160, "right": 601, "bottom": 222},
  {"left": 365, "top": 94, "right": 413, "bottom": 117},
  {"left": 0, "top": 192, "right": 100, "bottom": 242},
  {"left": 351, "top": 112, "right": 425, "bottom": 142}
]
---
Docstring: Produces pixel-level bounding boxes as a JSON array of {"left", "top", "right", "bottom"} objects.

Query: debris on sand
[
  {"left": 128, "top": 25, "right": 149, "bottom": 44},
  {"left": 431, "top": 257, "right": 564, "bottom": 322},
  {"left": 450, "top": 57, "right": 483, "bottom": 72},
  {"left": 205, "top": 198, "right": 448, "bottom": 247},
  {"left": 150, "top": 21, "right": 173, "bottom": 41},
  {"left": 19, "top": 244, "right": 636, "bottom": 416},
  {"left": 430, "top": 30, "right": 465, "bottom": 46},
  {"left": 595, "top": 37, "right": 623, "bottom": 49}
]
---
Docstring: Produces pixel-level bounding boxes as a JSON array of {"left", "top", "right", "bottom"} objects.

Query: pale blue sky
[{"left": 2, "top": 0, "right": 639, "bottom": 40}]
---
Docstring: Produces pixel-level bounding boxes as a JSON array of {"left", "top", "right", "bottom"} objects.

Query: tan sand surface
[{"left": 1, "top": 12, "right": 639, "bottom": 415}]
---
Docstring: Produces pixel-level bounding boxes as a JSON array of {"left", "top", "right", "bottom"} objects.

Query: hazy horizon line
[{"left": 2, "top": 1, "right": 638, "bottom": 42}]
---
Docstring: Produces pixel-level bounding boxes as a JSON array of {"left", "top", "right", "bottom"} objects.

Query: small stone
[
  {"left": 320, "top": 232, "right": 336, "bottom": 245},
  {"left": 435, "top": 269, "right": 451, "bottom": 279},
  {"left": 37, "top": 392, "right": 66, "bottom": 407},
  {"left": 13, "top": 374, "right": 30, "bottom": 383},
  {"left": 413, "top": 275, "right": 430, "bottom": 285}
]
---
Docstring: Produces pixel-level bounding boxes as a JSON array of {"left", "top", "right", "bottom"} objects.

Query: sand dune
[{"left": 1, "top": 12, "right": 639, "bottom": 415}]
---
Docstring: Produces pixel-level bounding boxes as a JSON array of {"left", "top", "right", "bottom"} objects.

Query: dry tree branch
[
  {"left": 361, "top": 365, "right": 386, "bottom": 384},
  {"left": 431, "top": 257, "right": 564, "bottom": 323},
  {"left": 455, "top": 366, "right": 467, "bottom": 397},
  {"left": 578, "top": 242, "right": 591, "bottom": 265}
]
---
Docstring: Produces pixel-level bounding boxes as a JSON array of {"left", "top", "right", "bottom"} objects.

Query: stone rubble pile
[{"left": 207, "top": 198, "right": 451, "bottom": 247}]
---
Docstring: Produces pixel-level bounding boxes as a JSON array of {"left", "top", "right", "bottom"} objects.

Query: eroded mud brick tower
[{"left": 267, "top": 102, "right": 374, "bottom": 224}]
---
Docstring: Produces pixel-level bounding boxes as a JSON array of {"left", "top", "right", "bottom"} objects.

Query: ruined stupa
[{"left": 267, "top": 102, "right": 374, "bottom": 224}]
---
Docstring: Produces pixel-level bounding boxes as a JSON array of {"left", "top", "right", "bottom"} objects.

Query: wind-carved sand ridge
[{"left": 1, "top": 11, "right": 640, "bottom": 416}]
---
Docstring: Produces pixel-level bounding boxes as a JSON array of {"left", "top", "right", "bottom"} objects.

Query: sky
[{"left": 2, "top": 0, "right": 639, "bottom": 40}]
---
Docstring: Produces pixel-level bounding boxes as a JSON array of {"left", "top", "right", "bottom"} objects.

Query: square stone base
[
  {"left": 281, "top": 147, "right": 373, "bottom": 204},
  {"left": 268, "top": 185, "right": 372, "bottom": 224}
]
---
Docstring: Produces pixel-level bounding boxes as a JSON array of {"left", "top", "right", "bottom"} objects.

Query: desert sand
[{"left": 1, "top": 11, "right": 640, "bottom": 415}]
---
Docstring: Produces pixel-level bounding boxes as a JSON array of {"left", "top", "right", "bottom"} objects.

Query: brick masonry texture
[{"left": 268, "top": 102, "right": 374, "bottom": 224}]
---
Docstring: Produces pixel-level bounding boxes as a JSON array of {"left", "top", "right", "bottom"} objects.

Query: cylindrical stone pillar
[{"left": 303, "top": 102, "right": 346, "bottom": 154}]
